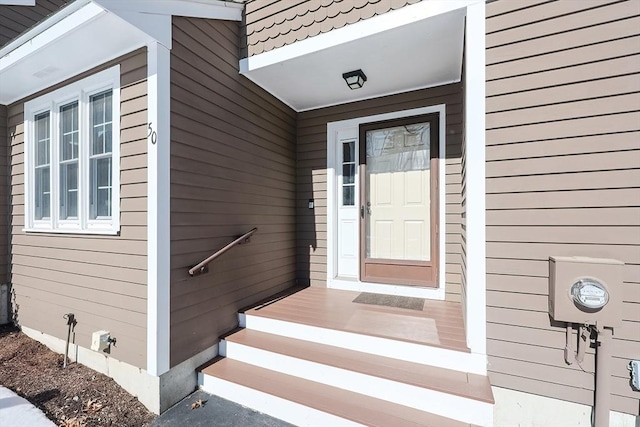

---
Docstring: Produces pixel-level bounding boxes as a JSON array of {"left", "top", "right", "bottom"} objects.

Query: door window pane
[{"left": 342, "top": 141, "right": 356, "bottom": 206}]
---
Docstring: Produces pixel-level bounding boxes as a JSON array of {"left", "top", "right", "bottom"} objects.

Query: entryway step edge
[
  {"left": 221, "top": 330, "right": 492, "bottom": 425},
  {"left": 241, "top": 312, "right": 487, "bottom": 375},
  {"left": 200, "top": 358, "right": 476, "bottom": 427}
]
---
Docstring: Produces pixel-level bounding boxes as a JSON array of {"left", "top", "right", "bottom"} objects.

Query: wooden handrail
[{"left": 188, "top": 228, "right": 257, "bottom": 277}]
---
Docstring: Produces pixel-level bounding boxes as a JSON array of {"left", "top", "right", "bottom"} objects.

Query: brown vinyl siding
[
  {"left": 242, "top": 0, "right": 421, "bottom": 57},
  {"left": 486, "top": 0, "right": 640, "bottom": 415},
  {"left": 0, "top": 105, "right": 7, "bottom": 284},
  {"left": 0, "top": 0, "right": 70, "bottom": 48},
  {"left": 8, "top": 49, "right": 148, "bottom": 369},
  {"left": 169, "top": 17, "right": 297, "bottom": 367},
  {"left": 296, "top": 83, "right": 464, "bottom": 302}
]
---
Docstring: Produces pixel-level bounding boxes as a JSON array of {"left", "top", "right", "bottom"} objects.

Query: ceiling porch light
[{"left": 342, "top": 69, "right": 367, "bottom": 90}]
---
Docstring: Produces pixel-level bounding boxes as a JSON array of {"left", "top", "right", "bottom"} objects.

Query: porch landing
[
  {"left": 198, "top": 286, "right": 493, "bottom": 426},
  {"left": 244, "top": 286, "right": 469, "bottom": 353}
]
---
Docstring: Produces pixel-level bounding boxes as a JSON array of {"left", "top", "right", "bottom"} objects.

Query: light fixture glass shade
[{"left": 342, "top": 69, "right": 367, "bottom": 90}]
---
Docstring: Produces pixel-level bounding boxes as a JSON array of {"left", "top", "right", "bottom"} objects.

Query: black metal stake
[{"left": 63, "top": 313, "right": 76, "bottom": 368}]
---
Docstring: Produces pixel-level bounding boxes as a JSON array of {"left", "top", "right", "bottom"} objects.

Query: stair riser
[
  {"left": 244, "top": 313, "right": 487, "bottom": 375},
  {"left": 224, "top": 340, "right": 493, "bottom": 425},
  {"left": 200, "top": 373, "right": 364, "bottom": 427}
]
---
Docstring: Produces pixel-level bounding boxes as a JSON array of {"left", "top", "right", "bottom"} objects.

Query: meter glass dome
[{"left": 570, "top": 279, "right": 609, "bottom": 310}]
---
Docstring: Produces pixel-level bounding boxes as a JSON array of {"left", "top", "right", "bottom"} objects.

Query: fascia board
[
  {"left": 0, "top": 1, "right": 105, "bottom": 71},
  {"left": 0, "top": 1, "right": 36, "bottom": 5},
  {"left": 0, "top": 0, "right": 94, "bottom": 59},
  {"left": 94, "top": 0, "right": 242, "bottom": 21}
]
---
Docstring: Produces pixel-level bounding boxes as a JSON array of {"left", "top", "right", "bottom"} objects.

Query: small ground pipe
[
  {"left": 594, "top": 326, "right": 613, "bottom": 427},
  {"left": 63, "top": 313, "right": 76, "bottom": 368},
  {"left": 564, "top": 324, "right": 574, "bottom": 365},
  {"left": 576, "top": 325, "right": 588, "bottom": 364}
]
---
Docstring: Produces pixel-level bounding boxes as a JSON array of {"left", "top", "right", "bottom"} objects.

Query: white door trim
[{"left": 327, "top": 105, "right": 446, "bottom": 300}]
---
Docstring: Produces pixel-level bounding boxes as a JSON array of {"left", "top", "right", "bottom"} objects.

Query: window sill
[{"left": 22, "top": 227, "right": 120, "bottom": 236}]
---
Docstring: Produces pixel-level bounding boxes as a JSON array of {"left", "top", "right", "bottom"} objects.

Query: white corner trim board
[
  {"left": 146, "top": 41, "right": 171, "bottom": 378},
  {"left": 463, "top": 0, "right": 487, "bottom": 362}
]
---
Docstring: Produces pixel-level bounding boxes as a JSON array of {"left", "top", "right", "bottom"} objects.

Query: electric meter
[
  {"left": 549, "top": 256, "right": 623, "bottom": 326},
  {"left": 570, "top": 278, "right": 609, "bottom": 310}
]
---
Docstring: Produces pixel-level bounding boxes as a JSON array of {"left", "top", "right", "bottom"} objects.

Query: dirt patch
[{"left": 0, "top": 324, "right": 156, "bottom": 426}]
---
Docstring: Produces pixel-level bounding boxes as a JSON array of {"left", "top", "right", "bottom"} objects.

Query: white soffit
[
  {"left": 240, "top": 2, "right": 467, "bottom": 112},
  {"left": 0, "top": 0, "right": 243, "bottom": 105},
  {"left": 0, "top": 2, "right": 151, "bottom": 104}
]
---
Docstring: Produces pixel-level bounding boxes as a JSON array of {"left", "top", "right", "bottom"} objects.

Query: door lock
[{"left": 361, "top": 203, "right": 372, "bottom": 218}]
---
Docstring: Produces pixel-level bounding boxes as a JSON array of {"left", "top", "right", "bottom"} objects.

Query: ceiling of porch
[{"left": 239, "top": 6, "right": 466, "bottom": 112}]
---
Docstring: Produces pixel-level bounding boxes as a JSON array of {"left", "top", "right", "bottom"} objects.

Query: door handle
[{"left": 360, "top": 205, "right": 365, "bottom": 218}]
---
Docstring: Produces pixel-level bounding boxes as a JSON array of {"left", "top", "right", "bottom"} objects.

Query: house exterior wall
[
  {"left": 242, "top": 0, "right": 421, "bottom": 57},
  {"left": 486, "top": 0, "right": 640, "bottom": 415},
  {"left": 296, "top": 83, "right": 464, "bottom": 302},
  {"left": 0, "top": 0, "right": 69, "bottom": 48},
  {"left": 8, "top": 49, "right": 149, "bottom": 369},
  {"left": 169, "top": 17, "right": 297, "bottom": 367}
]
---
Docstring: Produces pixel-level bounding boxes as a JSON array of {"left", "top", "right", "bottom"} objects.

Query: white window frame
[{"left": 24, "top": 65, "right": 121, "bottom": 235}]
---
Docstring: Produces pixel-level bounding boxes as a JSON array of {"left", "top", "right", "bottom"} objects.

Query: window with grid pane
[
  {"left": 90, "top": 90, "right": 113, "bottom": 220},
  {"left": 24, "top": 66, "right": 120, "bottom": 234},
  {"left": 59, "top": 102, "right": 79, "bottom": 220},
  {"left": 34, "top": 112, "right": 51, "bottom": 220}
]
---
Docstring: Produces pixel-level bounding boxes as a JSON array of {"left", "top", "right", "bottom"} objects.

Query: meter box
[{"left": 549, "top": 256, "right": 624, "bottom": 327}]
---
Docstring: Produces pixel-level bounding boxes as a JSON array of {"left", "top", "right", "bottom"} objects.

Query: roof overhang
[
  {"left": 0, "top": 0, "right": 243, "bottom": 105},
  {"left": 240, "top": 0, "right": 472, "bottom": 112}
]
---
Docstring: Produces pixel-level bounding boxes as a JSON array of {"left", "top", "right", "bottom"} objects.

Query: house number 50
[{"left": 148, "top": 123, "right": 157, "bottom": 145}]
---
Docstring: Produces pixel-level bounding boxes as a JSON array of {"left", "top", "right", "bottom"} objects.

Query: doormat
[{"left": 352, "top": 293, "right": 425, "bottom": 311}]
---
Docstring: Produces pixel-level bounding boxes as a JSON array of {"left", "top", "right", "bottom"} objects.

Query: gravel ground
[{"left": 0, "top": 324, "right": 156, "bottom": 427}]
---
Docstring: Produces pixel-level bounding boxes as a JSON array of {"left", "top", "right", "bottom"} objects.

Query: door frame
[{"left": 327, "top": 104, "right": 446, "bottom": 299}]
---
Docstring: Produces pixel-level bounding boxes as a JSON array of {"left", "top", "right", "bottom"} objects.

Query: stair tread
[
  {"left": 244, "top": 287, "right": 469, "bottom": 352},
  {"left": 226, "top": 329, "right": 494, "bottom": 404},
  {"left": 202, "top": 358, "right": 473, "bottom": 427}
]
